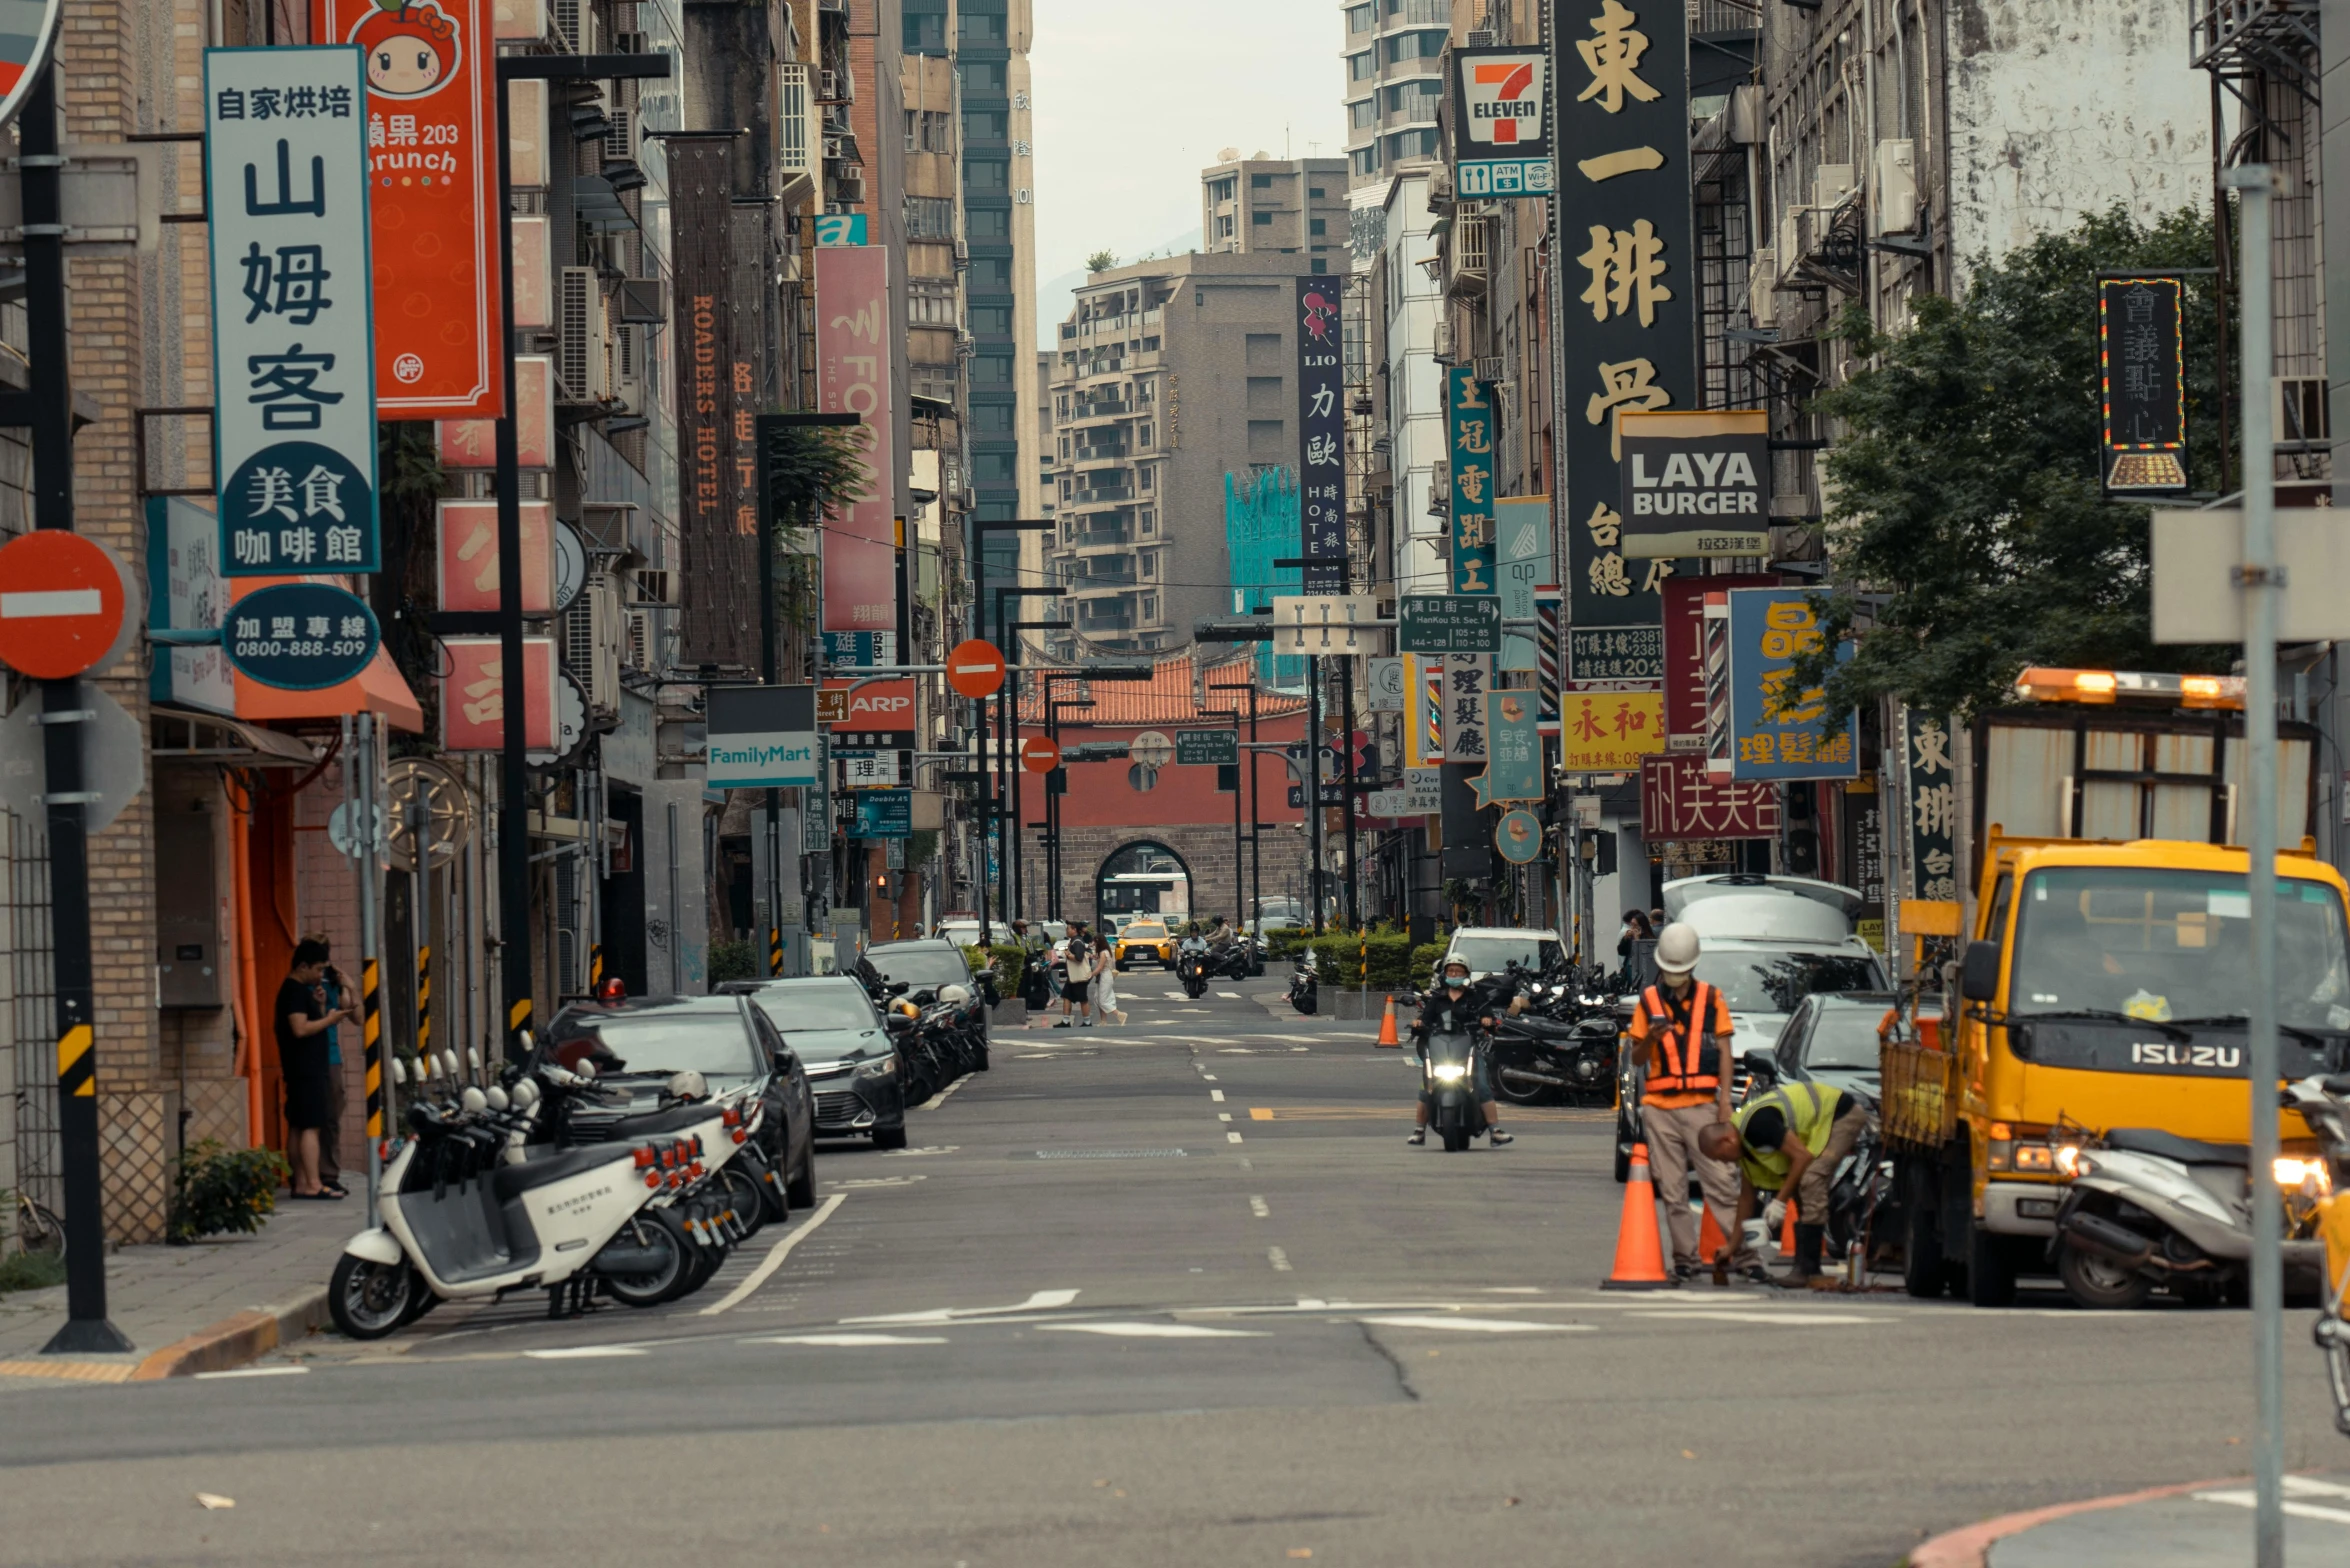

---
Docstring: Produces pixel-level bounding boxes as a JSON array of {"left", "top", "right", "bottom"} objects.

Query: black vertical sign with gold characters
[
  {"left": 1554, "top": 0, "right": 1696, "bottom": 683},
  {"left": 2097, "top": 275, "right": 2186, "bottom": 494}
]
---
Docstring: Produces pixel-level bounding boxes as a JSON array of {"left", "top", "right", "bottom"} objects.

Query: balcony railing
[{"left": 1070, "top": 484, "right": 1134, "bottom": 504}]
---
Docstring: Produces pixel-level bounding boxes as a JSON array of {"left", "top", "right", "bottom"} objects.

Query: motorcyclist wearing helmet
[{"left": 1405, "top": 956, "right": 1512, "bottom": 1148}]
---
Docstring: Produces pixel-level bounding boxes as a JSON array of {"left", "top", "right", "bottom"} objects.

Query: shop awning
[
  {"left": 150, "top": 705, "right": 323, "bottom": 765},
  {"left": 234, "top": 648, "right": 426, "bottom": 733}
]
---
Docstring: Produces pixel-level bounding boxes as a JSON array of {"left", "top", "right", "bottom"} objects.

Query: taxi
[{"left": 1114, "top": 918, "right": 1175, "bottom": 970}]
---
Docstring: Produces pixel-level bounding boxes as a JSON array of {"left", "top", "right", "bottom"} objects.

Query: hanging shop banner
[
  {"left": 223, "top": 579, "right": 380, "bottom": 691},
  {"left": 1724, "top": 587, "right": 1857, "bottom": 781},
  {"left": 700, "top": 686, "right": 822, "bottom": 789},
  {"left": 1899, "top": 705, "right": 1958, "bottom": 902},
  {"left": 314, "top": 0, "right": 502, "bottom": 419},
  {"left": 1639, "top": 753, "right": 1778, "bottom": 840},
  {"left": 1554, "top": 0, "right": 1696, "bottom": 680},
  {"left": 671, "top": 136, "right": 760, "bottom": 668},
  {"left": 1405, "top": 653, "right": 1444, "bottom": 766},
  {"left": 1495, "top": 807, "right": 1546, "bottom": 863},
  {"left": 817, "top": 242, "right": 897, "bottom": 635},
  {"left": 434, "top": 499, "right": 553, "bottom": 615},
  {"left": 1495, "top": 495, "right": 1551, "bottom": 672},
  {"left": 1444, "top": 653, "right": 1491, "bottom": 763},
  {"left": 1843, "top": 777, "right": 1889, "bottom": 952},
  {"left": 439, "top": 634, "right": 556, "bottom": 751},
  {"left": 1471, "top": 687, "right": 1543, "bottom": 805},
  {"left": 1559, "top": 688, "right": 1665, "bottom": 772},
  {"left": 206, "top": 46, "right": 381, "bottom": 577},
  {"left": 1617, "top": 409, "right": 1768, "bottom": 557},
  {"left": 1297, "top": 278, "right": 1347, "bottom": 593},
  {"left": 1451, "top": 45, "right": 1552, "bottom": 198},
  {"left": 1446, "top": 366, "right": 1498, "bottom": 595},
  {"left": 2098, "top": 275, "right": 2188, "bottom": 493},
  {"left": 853, "top": 789, "right": 914, "bottom": 838},
  {"left": 437, "top": 354, "right": 552, "bottom": 468},
  {"left": 1662, "top": 573, "right": 1776, "bottom": 744},
  {"left": 510, "top": 213, "right": 550, "bottom": 327}
]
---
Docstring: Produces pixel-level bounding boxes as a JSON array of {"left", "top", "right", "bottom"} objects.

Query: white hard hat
[{"left": 1654, "top": 922, "right": 1701, "bottom": 977}]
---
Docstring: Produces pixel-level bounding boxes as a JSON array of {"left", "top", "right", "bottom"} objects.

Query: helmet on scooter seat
[{"left": 1654, "top": 922, "right": 1701, "bottom": 978}]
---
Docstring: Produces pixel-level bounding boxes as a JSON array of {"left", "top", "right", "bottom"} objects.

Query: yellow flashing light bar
[{"left": 2013, "top": 667, "right": 2243, "bottom": 711}]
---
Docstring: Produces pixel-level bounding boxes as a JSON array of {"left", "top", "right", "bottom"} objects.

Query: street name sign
[{"left": 1398, "top": 594, "right": 1501, "bottom": 654}]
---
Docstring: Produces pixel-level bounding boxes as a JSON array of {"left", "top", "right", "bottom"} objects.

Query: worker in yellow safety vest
[{"left": 1700, "top": 1080, "right": 1874, "bottom": 1285}]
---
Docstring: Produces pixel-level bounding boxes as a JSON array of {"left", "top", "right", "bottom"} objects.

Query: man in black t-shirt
[{"left": 277, "top": 938, "right": 358, "bottom": 1199}]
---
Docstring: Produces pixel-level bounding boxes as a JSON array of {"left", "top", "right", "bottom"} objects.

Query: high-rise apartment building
[
  {"left": 1044, "top": 251, "right": 1321, "bottom": 657},
  {"left": 1340, "top": 0, "right": 1452, "bottom": 188},
  {"left": 1201, "top": 154, "right": 1350, "bottom": 267},
  {"left": 933, "top": 0, "right": 1043, "bottom": 609}
]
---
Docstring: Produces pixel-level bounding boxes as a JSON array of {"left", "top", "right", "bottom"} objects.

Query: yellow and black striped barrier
[
  {"left": 769, "top": 925, "right": 783, "bottom": 976},
  {"left": 415, "top": 942, "right": 431, "bottom": 1063},
  {"left": 56, "top": 1023, "right": 92, "bottom": 1099},
  {"left": 362, "top": 956, "right": 383, "bottom": 1140}
]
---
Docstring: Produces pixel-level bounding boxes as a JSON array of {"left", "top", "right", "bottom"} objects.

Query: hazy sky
[{"left": 1028, "top": 0, "right": 1349, "bottom": 339}]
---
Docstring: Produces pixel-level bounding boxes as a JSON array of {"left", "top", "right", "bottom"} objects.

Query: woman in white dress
[{"left": 1092, "top": 943, "right": 1126, "bottom": 1025}]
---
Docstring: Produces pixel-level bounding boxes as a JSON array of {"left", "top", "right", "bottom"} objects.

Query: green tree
[
  {"left": 763, "top": 421, "right": 874, "bottom": 653},
  {"left": 1086, "top": 248, "right": 1118, "bottom": 274},
  {"left": 1792, "top": 204, "right": 2233, "bottom": 723}
]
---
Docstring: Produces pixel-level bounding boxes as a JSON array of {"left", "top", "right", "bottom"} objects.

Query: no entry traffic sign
[
  {"left": 947, "top": 638, "right": 1007, "bottom": 700},
  {"left": 0, "top": 531, "right": 131, "bottom": 679},
  {"left": 1019, "top": 735, "right": 1060, "bottom": 773}
]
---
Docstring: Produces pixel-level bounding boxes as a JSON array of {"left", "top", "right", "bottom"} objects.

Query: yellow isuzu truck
[{"left": 1884, "top": 668, "right": 2349, "bottom": 1306}]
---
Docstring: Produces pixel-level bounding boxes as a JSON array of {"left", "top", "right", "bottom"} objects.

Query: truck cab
[{"left": 1886, "top": 668, "right": 2346, "bottom": 1305}]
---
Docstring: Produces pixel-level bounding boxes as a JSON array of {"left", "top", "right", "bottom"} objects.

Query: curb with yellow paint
[{"left": 0, "top": 1286, "right": 327, "bottom": 1386}]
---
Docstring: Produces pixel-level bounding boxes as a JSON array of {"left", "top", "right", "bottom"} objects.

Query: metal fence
[{"left": 3, "top": 804, "right": 59, "bottom": 1226}]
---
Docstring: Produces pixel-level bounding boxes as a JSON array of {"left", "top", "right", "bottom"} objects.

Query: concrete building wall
[
  {"left": 1376, "top": 170, "right": 1446, "bottom": 598},
  {"left": 1201, "top": 156, "right": 1350, "bottom": 266}
]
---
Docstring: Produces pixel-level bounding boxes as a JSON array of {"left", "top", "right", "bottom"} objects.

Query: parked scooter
[{"left": 1286, "top": 949, "right": 1318, "bottom": 1015}]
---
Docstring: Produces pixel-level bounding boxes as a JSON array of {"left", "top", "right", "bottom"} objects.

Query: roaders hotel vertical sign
[
  {"left": 1553, "top": 0, "right": 1695, "bottom": 683},
  {"left": 316, "top": 0, "right": 502, "bottom": 418}
]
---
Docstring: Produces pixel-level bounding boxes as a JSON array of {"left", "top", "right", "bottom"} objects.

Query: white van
[{"left": 1658, "top": 873, "right": 1888, "bottom": 1070}]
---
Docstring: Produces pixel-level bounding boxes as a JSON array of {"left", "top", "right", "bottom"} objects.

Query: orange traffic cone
[
  {"left": 1697, "top": 1203, "right": 1727, "bottom": 1266},
  {"left": 1779, "top": 1199, "right": 1798, "bottom": 1256},
  {"left": 1600, "top": 1143, "right": 1677, "bottom": 1290},
  {"left": 1375, "top": 994, "right": 1401, "bottom": 1048}
]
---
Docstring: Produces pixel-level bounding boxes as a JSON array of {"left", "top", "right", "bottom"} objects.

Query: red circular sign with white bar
[
  {"left": 0, "top": 531, "right": 129, "bottom": 679},
  {"left": 1019, "top": 736, "right": 1060, "bottom": 774}
]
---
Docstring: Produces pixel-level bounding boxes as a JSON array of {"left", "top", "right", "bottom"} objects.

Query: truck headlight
[{"left": 2274, "top": 1156, "right": 2331, "bottom": 1195}]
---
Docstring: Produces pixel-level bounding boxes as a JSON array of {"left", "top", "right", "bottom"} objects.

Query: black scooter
[{"left": 1176, "top": 936, "right": 1211, "bottom": 999}]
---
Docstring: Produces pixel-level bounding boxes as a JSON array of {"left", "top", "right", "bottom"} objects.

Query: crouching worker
[{"left": 1700, "top": 1082, "right": 1873, "bottom": 1286}]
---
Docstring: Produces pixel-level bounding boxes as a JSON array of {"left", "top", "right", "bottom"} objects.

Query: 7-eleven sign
[{"left": 1458, "top": 49, "right": 1547, "bottom": 149}]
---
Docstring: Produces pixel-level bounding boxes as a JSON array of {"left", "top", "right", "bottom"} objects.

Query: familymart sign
[{"left": 708, "top": 685, "right": 820, "bottom": 788}]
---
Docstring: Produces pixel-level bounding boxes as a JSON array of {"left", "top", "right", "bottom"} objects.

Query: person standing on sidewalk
[
  {"left": 307, "top": 934, "right": 351, "bottom": 1198},
  {"left": 277, "top": 938, "right": 357, "bottom": 1199},
  {"left": 1059, "top": 923, "right": 1096, "bottom": 1027},
  {"left": 1626, "top": 924, "right": 1754, "bottom": 1280}
]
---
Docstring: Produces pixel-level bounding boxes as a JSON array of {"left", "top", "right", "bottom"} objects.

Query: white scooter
[
  {"left": 2050, "top": 1124, "right": 2321, "bottom": 1310},
  {"left": 328, "top": 1053, "right": 731, "bottom": 1339}
]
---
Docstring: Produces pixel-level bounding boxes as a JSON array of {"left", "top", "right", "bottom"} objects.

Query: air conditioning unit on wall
[{"left": 558, "top": 266, "right": 612, "bottom": 402}]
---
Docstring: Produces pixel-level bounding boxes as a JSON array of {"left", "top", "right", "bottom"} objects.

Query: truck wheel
[
  {"left": 1902, "top": 1199, "right": 1946, "bottom": 1299},
  {"left": 1965, "top": 1222, "right": 2018, "bottom": 1308}
]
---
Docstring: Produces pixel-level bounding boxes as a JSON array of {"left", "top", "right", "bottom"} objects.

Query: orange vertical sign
[{"left": 315, "top": 0, "right": 504, "bottom": 418}]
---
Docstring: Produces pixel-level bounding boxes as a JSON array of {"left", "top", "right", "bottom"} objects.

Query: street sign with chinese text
[
  {"left": 2098, "top": 275, "right": 2187, "bottom": 494},
  {"left": 1445, "top": 366, "right": 1497, "bottom": 594},
  {"left": 434, "top": 499, "right": 552, "bottom": 614},
  {"left": 1297, "top": 278, "right": 1347, "bottom": 593},
  {"left": 1723, "top": 587, "right": 1857, "bottom": 781},
  {"left": 1558, "top": 689, "right": 1665, "bottom": 771},
  {"left": 1443, "top": 654, "right": 1491, "bottom": 762},
  {"left": 674, "top": 138, "right": 758, "bottom": 667},
  {"left": 1567, "top": 624, "right": 1661, "bottom": 682},
  {"left": 816, "top": 243, "right": 896, "bottom": 634},
  {"left": 1617, "top": 409, "right": 1769, "bottom": 557},
  {"left": 315, "top": 0, "right": 503, "bottom": 419},
  {"left": 1555, "top": 0, "right": 1696, "bottom": 674},
  {"left": 1639, "top": 754, "right": 1778, "bottom": 840},
  {"left": 440, "top": 635, "right": 555, "bottom": 751},
  {"left": 1398, "top": 594, "right": 1501, "bottom": 654},
  {"left": 1471, "top": 688, "right": 1543, "bottom": 804},
  {"left": 1451, "top": 45, "right": 1552, "bottom": 198},
  {"left": 223, "top": 580, "right": 378, "bottom": 690},
  {"left": 1899, "top": 706, "right": 1958, "bottom": 902},
  {"left": 206, "top": 46, "right": 380, "bottom": 578},
  {"left": 822, "top": 630, "right": 899, "bottom": 668},
  {"left": 1662, "top": 573, "right": 1776, "bottom": 743},
  {"left": 1175, "top": 728, "right": 1237, "bottom": 767}
]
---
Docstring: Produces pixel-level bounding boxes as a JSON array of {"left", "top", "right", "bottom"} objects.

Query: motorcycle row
[{"left": 326, "top": 961, "right": 989, "bottom": 1341}]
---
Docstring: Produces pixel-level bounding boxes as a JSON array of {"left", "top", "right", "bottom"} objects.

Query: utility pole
[
  {"left": 2223, "top": 161, "right": 2286, "bottom": 1568},
  {"left": 1307, "top": 655, "right": 1324, "bottom": 934}
]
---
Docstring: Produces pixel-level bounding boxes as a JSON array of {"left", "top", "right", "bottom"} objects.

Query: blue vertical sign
[
  {"left": 205, "top": 47, "right": 379, "bottom": 577},
  {"left": 1447, "top": 365, "right": 1496, "bottom": 595},
  {"left": 1296, "top": 278, "right": 1347, "bottom": 593},
  {"left": 1495, "top": 494, "right": 1550, "bottom": 670},
  {"left": 1725, "top": 587, "right": 1858, "bottom": 781}
]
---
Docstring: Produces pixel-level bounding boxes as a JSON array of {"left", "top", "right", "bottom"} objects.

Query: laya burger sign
[{"left": 1616, "top": 410, "right": 1769, "bottom": 559}]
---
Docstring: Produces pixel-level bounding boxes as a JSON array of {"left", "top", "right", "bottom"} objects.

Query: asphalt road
[{"left": 1, "top": 976, "right": 2340, "bottom": 1567}]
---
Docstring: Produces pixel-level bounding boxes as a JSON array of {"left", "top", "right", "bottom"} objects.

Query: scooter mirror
[
  {"left": 468, "top": 1048, "right": 482, "bottom": 1073},
  {"left": 441, "top": 1050, "right": 459, "bottom": 1079},
  {"left": 574, "top": 1059, "right": 597, "bottom": 1081}
]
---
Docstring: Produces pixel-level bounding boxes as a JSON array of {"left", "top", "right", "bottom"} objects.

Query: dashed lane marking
[
  {"left": 1218, "top": 991, "right": 1243, "bottom": 998},
  {"left": 1249, "top": 1196, "right": 1270, "bottom": 1218},
  {"left": 1227, "top": 1130, "right": 1244, "bottom": 1143},
  {"left": 1038, "top": 1321, "right": 1269, "bottom": 1339},
  {"left": 524, "top": 1345, "right": 648, "bottom": 1360},
  {"left": 1210, "top": 1089, "right": 1226, "bottom": 1102},
  {"left": 1268, "top": 1247, "right": 1293, "bottom": 1272}
]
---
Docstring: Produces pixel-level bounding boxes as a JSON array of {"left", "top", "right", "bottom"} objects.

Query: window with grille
[{"left": 904, "top": 195, "right": 955, "bottom": 238}]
